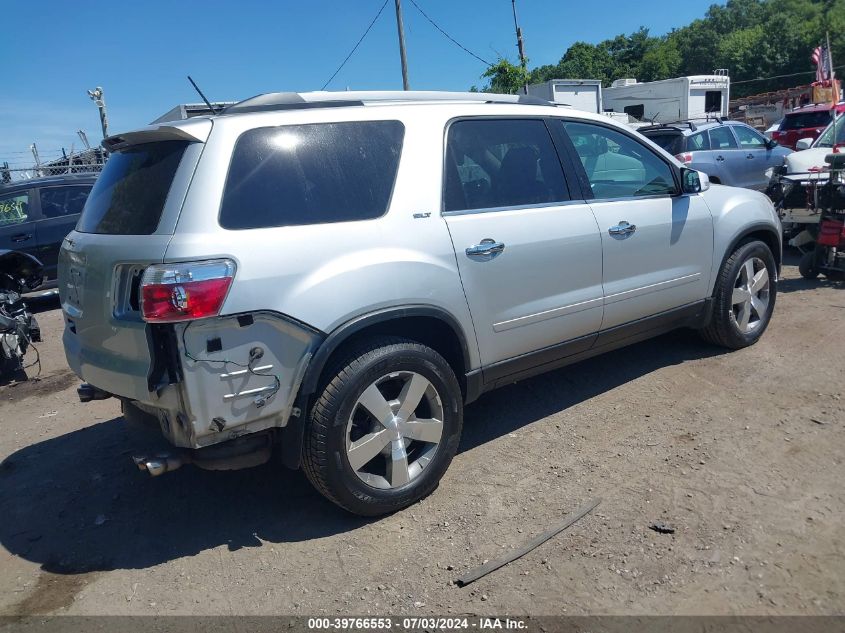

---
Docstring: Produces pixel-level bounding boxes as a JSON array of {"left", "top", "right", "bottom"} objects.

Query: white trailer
[
  {"left": 603, "top": 75, "right": 730, "bottom": 123},
  {"left": 527, "top": 79, "right": 603, "bottom": 113}
]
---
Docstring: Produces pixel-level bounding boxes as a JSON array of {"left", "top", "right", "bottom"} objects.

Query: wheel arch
[{"left": 299, "top": 305, "right": 476, "bottom": 400}]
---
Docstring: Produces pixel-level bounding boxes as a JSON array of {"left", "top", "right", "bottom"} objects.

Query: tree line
[{"left": 477, "top": 0, "right": 844, "bottom": 98}]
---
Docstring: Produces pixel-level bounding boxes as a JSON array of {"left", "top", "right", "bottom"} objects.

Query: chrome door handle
[
  {"left": 466, "top": 238, "right": 505, "bottom": 257},
  {"left": 608, "top": 221, "right": 636, "bottom": 236},
  {"left": 11, "top": 233, "right": 33, "bottom": 243}
]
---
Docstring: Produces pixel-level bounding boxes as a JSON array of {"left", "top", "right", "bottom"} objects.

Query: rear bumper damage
[{"left": 69, "top": 311, "right": 323, "bottom": 453}]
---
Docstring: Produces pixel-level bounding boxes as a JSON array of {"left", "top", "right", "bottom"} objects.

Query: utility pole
[
  {"left": 511, "top": 0, "right": 527, "bottom": 94},
  {"left": 394, "top": 0, "right": 410, "bottom": 90},
  {"left": 87, "top": 86, "right": 109, "bottom": 140}
]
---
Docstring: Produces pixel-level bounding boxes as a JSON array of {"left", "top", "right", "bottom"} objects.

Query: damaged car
[{"left": 60, "top": 91, "right": 782, "bottom": 515}]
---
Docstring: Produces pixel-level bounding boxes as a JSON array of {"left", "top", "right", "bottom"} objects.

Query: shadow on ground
[{"left": 0, "top": 331, "right": 723, "bottom": 574}]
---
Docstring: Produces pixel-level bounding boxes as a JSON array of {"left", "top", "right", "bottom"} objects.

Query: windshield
[{"left": 814, "top": 114, "right": 845, "bottom": 148}]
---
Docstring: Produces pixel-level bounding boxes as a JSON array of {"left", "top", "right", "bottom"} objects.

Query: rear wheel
[
  {"left": 700, "top": 240, "right": 777, "bottom": 349},
  {"left": 302, "top": 337, "right": 463, "bottom": 516},
  {"left": 799, "top": 250, "right": 820, "bottom": 279}
]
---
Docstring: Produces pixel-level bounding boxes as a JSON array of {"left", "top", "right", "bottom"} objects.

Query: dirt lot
[{"left": 0, "top": 254, "right": 843, "bottom": 617}]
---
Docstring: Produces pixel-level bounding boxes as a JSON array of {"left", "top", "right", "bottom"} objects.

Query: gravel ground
[{"left": 0, "top": 254, "right": 843, "bottom": 617}]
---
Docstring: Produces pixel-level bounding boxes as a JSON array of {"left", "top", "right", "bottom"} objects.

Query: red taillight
[
  {"left": 675, "top": 153, "right": 693, "bottom": 164},
  {"left": 140, "top": 259, "right": 236, "bottom": 323}
]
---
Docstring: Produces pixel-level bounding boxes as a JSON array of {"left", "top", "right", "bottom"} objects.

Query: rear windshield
[
  {"left": 76, "top": 141, "right": 188, "bottom": 234},
  {"left": 219, "top": 121, "right": 404, "bottom": 230},
  {"left": 643, "top": 132, "right": 683, "bottom": 155},
  {"left": 780, "top": 110, "right": 832, "bottom": 130}
]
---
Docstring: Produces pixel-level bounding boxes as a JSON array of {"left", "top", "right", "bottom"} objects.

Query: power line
[
  {"left": 406, "top": 0, "right": 491, "bottom": 67},
  {"left": 731, "top": 65, "right": 845, "bottom": 85},
  {"left": 321, "top": 0, "right": 390, "bottom": 90}
]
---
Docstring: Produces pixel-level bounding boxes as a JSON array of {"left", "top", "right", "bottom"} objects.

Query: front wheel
[
  {"left": 700, "top": 240, "right": 777, "bottom": 349},
  {"left": 302, "top": 337, "right": 463, "bottom": 516}
]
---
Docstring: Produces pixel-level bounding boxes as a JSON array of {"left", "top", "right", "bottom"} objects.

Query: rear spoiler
[{"left": 102, "top": 118, "right": 212, "bottom": 152}]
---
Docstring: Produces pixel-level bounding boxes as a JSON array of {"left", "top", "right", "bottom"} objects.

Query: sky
[{"left": 1, "top": 0, "right": 724, "bottom": 166}]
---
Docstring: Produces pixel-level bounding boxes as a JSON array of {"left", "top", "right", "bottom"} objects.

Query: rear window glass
[
  {"left": 780, "top": 110, "right": 832, "bottom": 130},
  {"left": 643, "top": 132, "right": 683, "bottom": 155},
  {"left": 77, "top": 141, "right": 188, "bottom": 234},
  {"left": 219, "top": 121, "right": 404, "bottom": 230},
  {"left": 688, "top": 131, "right": 710, "bottom": 151}
]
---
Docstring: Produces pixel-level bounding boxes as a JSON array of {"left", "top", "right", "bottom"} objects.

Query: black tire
[
  {"left": 302, "top": 336, "right": 463, "bottom": 516},
  {"left": 798, "top": 250, "right": 820, "bottom": 280},
  {"left": 700, "top": 240, "right": 777, "bottom": 349}
]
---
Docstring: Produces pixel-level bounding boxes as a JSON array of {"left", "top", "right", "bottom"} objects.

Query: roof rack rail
[
  {"left": 639, "top": 120, "right": 699, "bottom": 133},
  {"left": 223, "top": 90, "right": 552, "bottom": 114}
]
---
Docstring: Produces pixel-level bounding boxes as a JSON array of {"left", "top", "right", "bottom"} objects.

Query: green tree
[{"left": 479, "top": 58, "right": 531, "bottom": 94}]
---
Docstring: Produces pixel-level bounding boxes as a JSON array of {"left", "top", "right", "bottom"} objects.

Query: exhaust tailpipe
[
  {"left": 132, "top": 452, "right": 188, "bottom": 477},
  {"left": 77, "top": 383, "right": 112, "bottom": 403}
]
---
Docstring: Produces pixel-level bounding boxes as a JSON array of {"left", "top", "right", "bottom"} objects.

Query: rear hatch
[
  {"left": 59, "top": 122, "right": 209, "bottom": 403},
  {"left": 774, "top": 110, "right": 832, "bottom": 149}
]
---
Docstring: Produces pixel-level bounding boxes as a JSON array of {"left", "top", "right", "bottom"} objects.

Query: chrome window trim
[{"left": 441, "top": 198, "right": 589, "bottom": 217}]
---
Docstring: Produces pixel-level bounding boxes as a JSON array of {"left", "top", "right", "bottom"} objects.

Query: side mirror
[
  {"left": 796, "top": 138, "right": 813, "bottom": 150},
  {"left": 682, "top": 168, "right": 710, "bottom": 194},
  {"left": 766, "top": 138, "right": 778, "bottom": 149}
]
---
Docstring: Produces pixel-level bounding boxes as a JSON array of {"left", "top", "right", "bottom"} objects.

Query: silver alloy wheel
[
  {"left": 345, "top": 371, "right": 444, "bottom": 490},
  {"left": 731, "top": 256, "right": 770, "bottom": 333}
]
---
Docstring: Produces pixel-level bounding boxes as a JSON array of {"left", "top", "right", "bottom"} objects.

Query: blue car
[{"left": 640, "top": 120, "right": 792, "bottom": 191}]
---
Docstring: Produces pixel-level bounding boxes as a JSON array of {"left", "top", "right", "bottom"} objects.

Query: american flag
[{"left": 812, "top": 44, "right": 832, "bottom": 83}]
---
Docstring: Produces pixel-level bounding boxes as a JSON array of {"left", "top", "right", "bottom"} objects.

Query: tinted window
[
  {"left": 644, "top": 133, "right": 683, "bottom": 155},
  {"left": 780, "top": 110, "right": 832, "bottom": 130},
  {"left": 688, "top": 131, "right": 710, "bottom": 151},
  {"left": 563, "top": 121, "right": 677, "bottom": 198},
  {"left": 624, "top": 104, "right": 645, "bottom": 120},
  {"left": 444, "top": 119, "right": 568, "bottom": 212},
  {"left": 709, "top": 127, "right": 738, "bottom": 150},
  {"left": 220, "top": 121, "right": 403, "bottom": 230},
  {"left": 733, "top": 125, "right": 766, "bottom": 149},
  {"left": 39, "top": 186, "right": 91, "bottom": 219},
  {"left": 0, "top": 192, "right": 30, "bottom": 226},
  {"left": 77, "top": 141, "right": 188, "bottom": 235}
]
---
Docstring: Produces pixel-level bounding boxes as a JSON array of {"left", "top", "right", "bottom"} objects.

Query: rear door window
[
  {"left": 77, "top": 141, "right": 188, "bottom": 235},
  {"left": 39, "top": 185, "right": 91, "bottom": 219},
  {"left": 220, "top": 121, "right": 404, "bottom": 230},
  {"left": 708, "top": 127, "right": 739, "bottom": 150},
  {"left": 444, "top": 119, "right": 569, "bottom": 212},
  {"left": 0, "top": 192, "right": 31, "bottom": 226}
]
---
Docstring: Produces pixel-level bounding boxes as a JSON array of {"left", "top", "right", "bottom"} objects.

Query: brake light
[
  {"left": 675, "top": 153, "right": 693, "bottom": 164},
  {"left": 140, "top": 259, "right": 236, "bottom": 323}
]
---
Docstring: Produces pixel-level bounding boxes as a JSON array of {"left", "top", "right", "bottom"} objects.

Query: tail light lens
[
  {"left": 675, "top": 153, "right": 693, "bottom": 164},
  {"left": 140, "top": 259, "right": 236, "bottom": 323}
]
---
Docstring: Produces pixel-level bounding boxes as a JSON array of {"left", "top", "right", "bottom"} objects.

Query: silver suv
[{"left": 59, "top": 91, "right": 782, "bottom": 515}]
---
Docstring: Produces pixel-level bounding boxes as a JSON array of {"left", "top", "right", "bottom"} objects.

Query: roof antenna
[{"left": 187, "top": 75, "right": 217, "bottom": 114}]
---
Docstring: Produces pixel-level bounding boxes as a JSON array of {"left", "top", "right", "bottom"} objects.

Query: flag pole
[{"left": 826, "top": 31, "right": 835, "bottom": 82}]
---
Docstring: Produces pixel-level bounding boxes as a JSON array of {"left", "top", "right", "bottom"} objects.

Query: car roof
[
  {"left": 785, "top": 102, "right": 845, "bottom": 115},
  {"left": 0, "top": 173, "right": 97, "bottom": 193},
  {"left": 639, "top": 120, "right": 748, "bottom": 136}
]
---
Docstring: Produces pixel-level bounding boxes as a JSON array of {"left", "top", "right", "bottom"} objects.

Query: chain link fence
[{"left": 1, "top": 148, "right": 106, "bottom": 185}]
